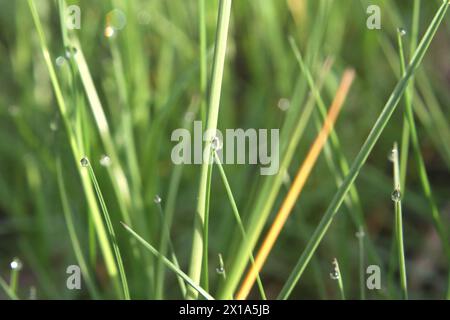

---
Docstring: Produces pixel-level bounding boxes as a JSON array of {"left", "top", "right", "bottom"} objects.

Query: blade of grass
[
  {"left": 391, "top": 143, "right": 408, "bottom": 299},
  {"left": 396, "top": 9, "right": 450, "bottom": 297},
  {"left": 187, "top": 0, "right": 232, "bottom": 299},
  {"left": 201, "top": 150, "right": 214, "bottom": 292},
  {"left": 198, "top": 0, "right": 207, "bottom": 123},
  {"left": 83, "top": 157, "right": 130, "bottom": 300},
  {"left": 399, "top": 0, "right": 420, "bottom": 190},
  {"left": 9, "top": 258, "right": 21, "bottom": 295},
  {"left": 154, "top": 197, "right": 187, "bottom": 297},
  {"left": 237, "top": 69, "right": 355, "bottom": 299},
  {"left": 213, "top": 152, "right": 267, "bottom": 300},
  {"left": 331, "top": 258, "right": 345, "bottom": 300},
  {"left": 278, "top": 1, "right": 450, "bottom": 299},
  {"left": 356, "top": 229, "right": 366, "bottom": 300},
  {"left": 56, "top": 158, "right": 100, "bottom": 299},
  {"left": 157, "top": 99, "right": 199, "bottom": 298},
  {"left": 121, "top": 222, "right": 214, "bottom": 300},
  {"left": 0, "top": 276, "right": 18, "bottom": 300}
]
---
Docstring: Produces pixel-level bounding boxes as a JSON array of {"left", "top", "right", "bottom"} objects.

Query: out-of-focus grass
[{"left": 0, "top": 0, "right": 449, "bottom": 300}]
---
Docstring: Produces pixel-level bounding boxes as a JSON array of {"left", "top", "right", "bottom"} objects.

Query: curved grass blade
[
  {"left": 396, "top": 12, "right": 450, "bottom": 297},
  {"left": 278, "top": 1, "right": 450, "bottom": 299},
  {"left": 0, "top": 276, "right": 18, "bottom": 300},
  {"left": 56, "top": 159, "right": 100, "bottom": 299},
  {"left": 121, "top": 222, "right": 214, "bottom": 300},
  {"left": 213, "top": 152, "right": 267, "bottom": 300},
  {"left": 391, "top": 143, "right": 408, "bottom": 299},
  {"left": 82, "top": 158, "right": 130, "bottom": 300}
]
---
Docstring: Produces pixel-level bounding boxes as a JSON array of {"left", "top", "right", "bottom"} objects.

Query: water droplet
[
  {"left": 216, "top": 267, "right": 225, "bottom": 274},
  {"left": 391, "top": 189, "right": 402, "bottom": 202},
  {"left": 106, "top": 9, "right": 127, "bottom": 31},
  {"left": 55, "top": 56, "right": 66, "bottom": 67},
  {"left": 388, "top": 148, "right": 396, "bottom": 162},
  {"left": 211, "top": 136, "right": 223, "bottom": 151},
  {"left": 10, "top": 258, "right": 23, "bottom": 271},
  {"left": 330, "top": 270, "right": 340, "bottom": 280},
  {"left": 154, "top": 195, "right": 162, "bottom": 204},
  {"left": 330, "top": 258, "right": 340, "bottom": 280},
  {"left": 398, "top": 28, "right": 407, "bottom": 37},
  {"left": 65, "top": 47, "right": 78, "bottom": 59},
  {"left": 99, "top": 155, "right": 111, "bottom": 167},
  {"left": 80, "top": 157, "right": 90, "bottom": 167},
  {"left": 277, "top": 98, "right": 290, "bottom": 111},
  {"left": 104, "top": 26, "right": 115, "bottom": 38}
]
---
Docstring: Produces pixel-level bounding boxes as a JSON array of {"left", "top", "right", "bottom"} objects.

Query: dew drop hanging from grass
[
  {"left": 80, "top": 157, "right": 89, "bottom": 167},
  {"left": 391, "top": 189, "right": 402, "bottom": 202},
  {"left": 10, "top": 258, "right": 23, "bottom": 270},
  {"left": 154, "top": 195, "right": 162, "bottom": 204},
  {"left": 397, "top": 27, "right": 407, "bottom": 37}
]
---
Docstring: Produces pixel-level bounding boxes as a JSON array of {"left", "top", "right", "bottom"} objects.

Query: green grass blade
[
  {"left": 121, "top": 222, "right": 214, "bottom": 300},
  {"left": 214, "top": 152, "right": 267, "bottom": 300},
  {"left": 187, "top": 0, "right": 232, "bottom": 299},
  {"left": 0, "top": 276, "right": 18, "bottom": 300},
  {"left": 56, "top": 159, "right": 100, "bottom": 299},
  {"left": 154, "top": 199, "right": 187, "bottom": 297},
  {"left": 83, "top": 158, "right": 130, "bottom": 300},
  {"left": 278, "top": 1, "right": 450, "bottom": 299},
  {"left": 397, "top": 6, "right": 450, "bottom": 298},
  {"left": 330, "top": 258, "right": 345, "bottom": 300},
  {"left": 391, "top": 143, "right": 408, "bottom": 299}
]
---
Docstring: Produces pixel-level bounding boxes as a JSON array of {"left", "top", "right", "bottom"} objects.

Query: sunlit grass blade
[
  {"left": 278, "top": 1, "right": 450, "bottom": 299},
  {"left": 56, "top": 158, "right": 100, "bottom": 299},
  {"left": 9, "top": 258, "right": 21, "bottom": 295},
  {"left": 188, "top": 0, "right": 232, "bottom": 299},
  {"left": 27, "top": 0, "right": 119, "bottom": 290},
  {"left": 121, "top": 222, "right": 214, "bottom": 300}
]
